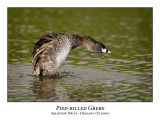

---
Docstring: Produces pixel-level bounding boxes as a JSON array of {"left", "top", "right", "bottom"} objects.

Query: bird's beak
[{"left": 102, "top": 48, "right": 111, "bottom": 53}]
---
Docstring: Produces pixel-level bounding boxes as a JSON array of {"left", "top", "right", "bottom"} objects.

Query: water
[{"left": 8, "top": 8, "right": 152, "bottom": 102}]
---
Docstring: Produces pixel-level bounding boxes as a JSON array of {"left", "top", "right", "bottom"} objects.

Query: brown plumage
[{"left": 32, "top": 32, "right": 110, "bottom": 76}]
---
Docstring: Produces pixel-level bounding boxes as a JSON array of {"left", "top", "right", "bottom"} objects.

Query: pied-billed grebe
[{"left": 32, "top": 32, "right": 111, "bottom": 76}]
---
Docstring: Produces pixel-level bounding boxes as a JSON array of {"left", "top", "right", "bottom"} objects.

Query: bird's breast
[{"left": 56, "top": 42, "right": 71, "bottom": 68}]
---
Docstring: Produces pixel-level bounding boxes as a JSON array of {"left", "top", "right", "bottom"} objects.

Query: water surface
[{"left": 8, "top": 8, "right": 152, "bottom": 102}]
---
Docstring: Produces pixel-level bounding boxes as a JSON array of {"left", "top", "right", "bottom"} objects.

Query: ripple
[
  {"left": 120, "top": 35, "right": 129, "bottom": 38},
  {"left": 134, "top": 54, "right": 152, "bottom": 57},
  {"left": 108, "top": 58, "right": 133, "bottom": 63},
  {"left": 16, "top": 50, "right": 29, "bottom": 53},
  {"left": 9, "top": 59, "right": 18, "bottom": 62},
  {"left": 128, "top": 37, "right": 138, "bottom": 41},
  {"left": 127, "top": 99, "right": 142, "bottom": 102},
  {"left": 135, "top": 18, "right": 144, "bottom": 23},
  {"left": 133, "top": 61, "right": 150, "bottom": 65},
  {"left": 76, "top": 61, "right": 88, "bottom": 65},
  {"left": 119, "top": 22, "right": 127, "bottom": 26}
]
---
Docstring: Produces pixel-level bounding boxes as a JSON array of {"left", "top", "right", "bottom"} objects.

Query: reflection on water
[
  {"left": 33, "top": 76, "right": 70, "bottom": 102},
  {"left": 8, "top": 8, "right": 152, "bottom": 102}
]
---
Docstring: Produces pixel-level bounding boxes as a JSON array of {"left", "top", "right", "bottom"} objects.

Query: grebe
[{"left": 32, "top": 32, "right": 111, "bottom": 76}]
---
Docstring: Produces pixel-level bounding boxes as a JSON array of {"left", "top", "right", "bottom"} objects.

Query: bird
[{"left": 32, "top": 32, "right": 111, "bottom": 76}]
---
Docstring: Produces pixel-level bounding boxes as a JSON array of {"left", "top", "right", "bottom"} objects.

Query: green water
[{"left": 8, "top": 8, "right": 152, "bottom": 102}]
